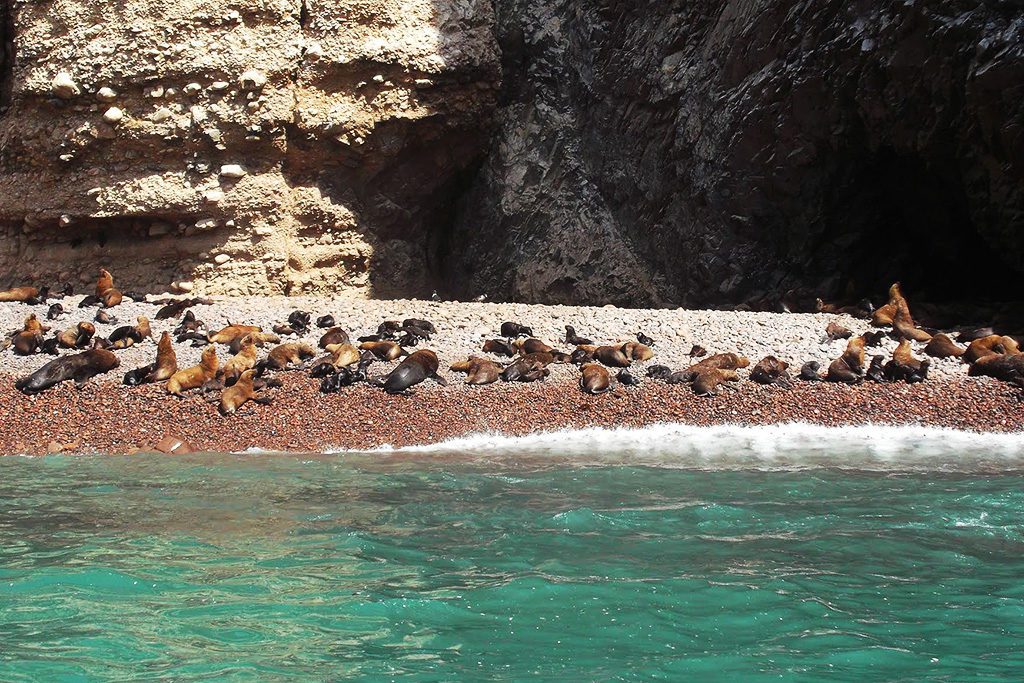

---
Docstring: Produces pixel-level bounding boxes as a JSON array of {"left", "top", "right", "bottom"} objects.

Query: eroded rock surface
[{"left": 0, "top": 0, "right": 498, "bottom": 296}]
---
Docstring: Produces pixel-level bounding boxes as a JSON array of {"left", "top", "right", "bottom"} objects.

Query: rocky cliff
[{"left": 1, "top": 0, "right": 1022, "bottom": 305}]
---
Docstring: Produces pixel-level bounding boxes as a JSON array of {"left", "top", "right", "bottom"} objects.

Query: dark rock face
[{"left": 444, "top": 0, "right": 1024, "bottom": 307}]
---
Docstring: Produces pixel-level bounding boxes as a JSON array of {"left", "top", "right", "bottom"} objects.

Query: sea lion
[
  {"left": 12, "top": 314, "right": 46, "bottom": 355},
  {"left": 515, "top": 338, "right": 554, "bottom": 355},
  {"left": 220, "top": 369, "right": 271, "bottom": 415},
  {"left": 871, "top": 283, "right": 905, "bottom": 327},
  {"left": 109, "top": 316, "right": 151, "bottom": 349},
  {"left": 500, "top": 356, "right": 551, "bottom": 383},
  {"left": 481, "top": 339, "right": 515, "bottom": 357},
  {"left": 378, "top": 349, "right": 446, "bottom": 393},
  {"left": 500, "top": 322, "right": 533, "bottom": 339},
  {"left": 121, "top": 291, "right": 147, "bottom": 302},
  {"left": 316, "top": 315, "right": 336, "bottom": 328},
  {"left": 173, "top": 310, "right": 203, "bottom": 335},
  {"left": 376, "top": 320, "right": 402, "bottom": 339},
  {"left": 689, "top": 345, "right": 707, "bottom": 358},
  {"left": 260, "top": 343, "right": 316, "bottom": 371},
  {"left": 957, "top": 327, "right": 995, "bottom": 344},
  {"left": 450, "top": 356, "right": 502, "bottom": 385},
  {"left": 550, "top": 351, "right": 573, "bottom": 363},
  {"left": 893, "top": 317, "right": 932, "bottom": 343},
  {"left": 798, "top": 361, "right": 821, "bottom": 381},
  {"left": 884, "top": 340, "right": 930, "bottom": 383},
  {"left": 692, "top": 368, "right": 739, "bottom": 396},
  {"left": 968, "top": 353, "right": 1024, "bottom": 386},
  {"left": 167, "top": 346, "right": 218, "bottom": 396},
  {"left": 359, "top": 340, "right": 405, "bottom": 361},
  {"left": 750, "top": 356, "right": 792, "bottom": 387},
  {"left": 646, "top": 365, "right": 672, "bottom": 380},
  {"left": 593, "top": 345, "right": 631, "bottom": 368},
  {"left": 580, "top": 363, "right": 612, "bottom": 394},
  {"left": 319, "top": 327, "right": 351, "bottom": 349},
  {"left": 924, "top": 334, "right": 966, "bottom": 359},
  {"left": 636, "top": 331, "right": 655, "bottom": 346},
  {"left": 565, "top": 326, "right": 593, "bottom": 346},
  {"left": 320, "top": 366, "right": 368, "bottom": 392},
  {"left": 47, "top": 303, "right": 64, "bottom": 321},
  {"left": 220, "top": 334, "right": 260, "bottom": 386},
  {"left": 825, "top": 334, "right": 867, "bottom": 383},
  {"left": 816, "top": 297, "right": 873, "bottom": 319},
  {"left": 401, "top": 322, "right": 433, "bottom": 342},
  {"left": 208, "top": 324, "right": 261, "bottom": 346},
  {"left": 403, "top": 318, "right": 436, "bottom": 335},
  {"left": 324, "top": 343, "right": 361, "bottom": 369},
  {"left": 571, "top": 347, "right": 595, "bottom": 365},
  {"left": 865, "top": 355, "right": 887, "bottom": 382},
  {"left": 825, "top": 322, "right": 852, "bottom": 340},
  {"left": 15, "top": 348, "right": 119, "bottom": 394},
  {"left": 123, "top": 332, "right": 178, "bottom": 386},
  {"left": 288, "top": 310, "right": 311, "bottom": 332},
  {"left": 153, "top": 297, "right": 213, "bottom": 320},
  {"left": 964, "top": 335, "right": 1021, "bottom": 364},
  {"left": 617, "top": 369, "right": 640, "bottom": 386},
  {"left": 620, "top": 342, "right": 654, "bottom": 362},
  {"left": 228, "top": 331, "right": 278, "bottom": 355},
  {"left": 861, "top": 330, "right": 887, "bottom": 347},
  {"left": 94, "top": 309, "right": 117, "bottom": 325},
  {"left": 57, "top": 322, "right": 96, "bottom": 349},
  {"left": 95, "top": 269, "right": 114, "bottom": 297},
  {"left": 0, "top": 286, "right": 40, "bottom": 303}
]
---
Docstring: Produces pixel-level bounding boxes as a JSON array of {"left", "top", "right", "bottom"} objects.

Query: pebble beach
[{"left": 1, "top": 295, "right": 1021, "bottom": 455}]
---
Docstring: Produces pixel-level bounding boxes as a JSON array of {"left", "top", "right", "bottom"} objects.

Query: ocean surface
[{"left": 2, "top": 425, "right": 1024, "bottom": 681}]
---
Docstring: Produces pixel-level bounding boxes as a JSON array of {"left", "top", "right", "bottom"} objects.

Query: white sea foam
[{"left": 324, "top": 422, "right": 1024, "bottom": 472}]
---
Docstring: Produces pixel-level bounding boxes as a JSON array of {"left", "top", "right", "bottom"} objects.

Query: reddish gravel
[{"left": 1, "top": 374, "right": 1021, "bottom": 455}]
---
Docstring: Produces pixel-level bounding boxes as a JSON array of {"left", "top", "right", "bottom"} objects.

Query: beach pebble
[
  {"left": 102, "top": 107, "right": 124, "bottom": 124},
  {"left": 240, "top": 70, "right": 267, "bottom": 91},
  {"left": 51, "top": 72, "right": 80, "bottom": 99},
  {"left": 96, "top": 87, "right": 117, "bottom": 101},
  {"left": 219, "top": 164, "right": 246, "bottom": 179}
]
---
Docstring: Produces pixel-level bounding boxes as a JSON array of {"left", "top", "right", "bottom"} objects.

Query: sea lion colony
[{"left": 3, "top": 271, "right": 1022, "bottom": 415}]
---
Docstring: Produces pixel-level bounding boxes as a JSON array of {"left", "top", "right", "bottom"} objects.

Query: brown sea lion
[
  {"left": 924, "top": 334, "right": 966, "bottom": 359},
  {"left": 380, "top": 349, "right": 447, "bottom": 393},
  {"left": 220, "top": 369, "right": 272, "bottom": 415},
  {"left": 123, "top": 331, "right": 178, "bottom": 385},
  {"left": 57, "top": 322, "right": 96, "bottom": 349},
  {"left": 825, "top": 335, "right": 867, "bottom": 383},
  {"left": 450, "top": 356, "right": 502, "bottom": 385},
  {"left": 816, "top": 297, "right": 873, "bottom": 319},
  {"left": 110, "top": 316, "right": 151, "bottom": 349},
  {"left": 262, "top": 343, "right": 316, "bottom": 371},
  {"left": 482, "top": 339, "right": 515, "bottom": 357},
  {"left": 100, "top": 288, "right": 123, "bottom": 308},
  {"left": 692, "top": 368, "right": 739, "bottom": 396},
  {"left": 620, "top": 342, "right": 654, "bottom": 362},
  {"left": 968, "top": 353, "right": 1024, "bottom": 386},
  {"left": 95, "top": 269, "right": 114, "bottom": 297},
  {"left": 12, "top": 314, "right": 46, "bottom": 355},
  {"left": 167, "top": 346, "right": 218, "bottom": 396},
  {"left": 593, "top": 345, "right": 631, "bottom": 368},
  {"left": 317, "top": 327, "right": 350, "bottom": 348},
  {"left": 359, "top": 340, "right": 406, "bottom": 361},
  {"left": 514, "top": 338, "right": 554, "bottom": 355},
  {"left": 500, "top": 356, "right": 550, "bottom": 383},
  {"left": 750, "top": 356, "right": 792, "bottom": 387},
  {"left": 0, "top": 286, "right": 40, "bottom": 303},
  {"left": 825, "top": 322, "right": 852, "bottom": 340},
  {"left": 580, "top": 363, "right": 612, "bottom": 394},
  {"left": 964, "top": 335, "right": 1021, "bottom": 364},
  {"left": 15, "top": 347, "right": 119, "bottom": 394},
  {"left": 208, "top": 324, "right": 261, "bottom": 346},
  {"left": 326, "top": 343, "right": 361, "bottom": 368},
  {"left": 893, "top": 317, "right": 932, "bottom": 343},
  {"left": 884, "top": 340, "right": 930, "bottom": 383},
  {"left": 228, "top": 331, "right": 278, "bottom": 355},
  {"left": 221, "top": 334, "right": 260, "bottom": 386}
]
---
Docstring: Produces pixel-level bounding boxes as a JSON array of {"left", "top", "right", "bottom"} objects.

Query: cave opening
[{"left": 821, "top": 148, "right": 1021, "bottom": 311}]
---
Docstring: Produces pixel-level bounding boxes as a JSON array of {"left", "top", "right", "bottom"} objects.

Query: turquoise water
[{"left": 2, "top": 438, "right": 1024, "bottom": 680}]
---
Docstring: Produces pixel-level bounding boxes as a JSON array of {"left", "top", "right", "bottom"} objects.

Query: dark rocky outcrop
[{"left": 445, "top": 0, "right": 1024, "bottom": 307}]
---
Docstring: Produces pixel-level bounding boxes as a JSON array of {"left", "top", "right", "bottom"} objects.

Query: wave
[{"left": 324, "top": 422, "right": 1024, "bottom": 472}]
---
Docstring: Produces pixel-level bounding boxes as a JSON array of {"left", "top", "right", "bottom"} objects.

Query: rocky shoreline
[{"left": 1, "top": 295, "right": 1022, "bottom": 455}]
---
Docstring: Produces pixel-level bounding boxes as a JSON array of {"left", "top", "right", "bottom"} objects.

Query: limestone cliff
[{"left": 1, "top": 0, "right": 1022, "bottom": 306}]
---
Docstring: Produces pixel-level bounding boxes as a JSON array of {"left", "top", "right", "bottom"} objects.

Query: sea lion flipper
[
  {"left": 431, "top": 373, "right": 448, "bottom": 387},
  {"left": 253, "top": 395, "right": 274, "bottom": 405}
]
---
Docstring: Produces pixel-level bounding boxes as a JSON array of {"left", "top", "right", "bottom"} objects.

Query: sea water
[{"left": 2, "top": 425, "right": 1024, "bottom": 681}]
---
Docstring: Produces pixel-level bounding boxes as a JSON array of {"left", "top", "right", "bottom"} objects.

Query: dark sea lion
[
  {"left": 549, "top": 350, "right": 572, "bottom": 363},
  {"left": 798, "top": 361, "right": 821, "bottom": 381},
  {"left": 110, "top": 316, "right": 152, "bottom": 349},
  {"left": 865, "top": 355, "right": 887, "bottom": 383},
  {"left": 580, "top": 363, "right": 612, "bottom": 394},
  {"left": 515, "top": 338, "right": 554, "bottom": 355},
  {"left": 646, "top": 365, "right": 672, "bottom": 380},
  {"left": 617, "top": 369, "right": 640, "bottom": 386},
  {"left": 94, "top": 309, "right": 117, "bottom": 325},
  {"left": 816, "top": 297, "right": 873, "bottom": 319},
  {"left": 620, "top": 342, "right": 654, "bottom": 362},
  {"left": 397, "top": 332, "right": 423, "bottom": 348},
  {"left": 77, "top": 295, "right": 101, "bottom": 308},
  {"left": 571, "top": 347, "right": 595, "bottom": 365},
  {"left": 500, "top": 322, "right": 533, "bottom": 339},
  {"left": 565, "top": 326, "right": 593, "bottom": 346},
  {"left": 379, "top": 349, "right": 446, "bottom": 393},
  {"left": 403, "top": 318, "right": 436, "bottom": 334},
  {"left": 376, "top": 320, "right": 402, "bottom": 339},
  {"left": 957, "top": 327, "right": 995, "bottom": 344},
  {"left": 320, "top": 367, "right": 367, "bottom": 392},
  {"left": 450, "top": 356, "right": 502, "bottom": 385},
  {"left": 479, "top": 337, "right": 512, "bottom": 358},
  {"left": 173, "top": 310, "right": 203, "bottom": 335},
  {"left": 861, "top": 330, "right": 886, "bottom": 347},
  {"left": 167, "top": 346, "right": 218, "bottom": 396},
  {"left": 0, "top": 286, "right": 40, "bottom": 303},
  {"left": 47, "top": 303, "right": 64, "bottom": 321},
  {"left": 121, "top": 290, "right": 147, "bottom": 302},
  {"left": 825, "top": 322, "right": 852, "bottom": 340},
  {"left": 154, "top": 298, "right": 214, "bottom": 320},
  {"left": 316, "top": 315, "right": 336, "bottom": 329},
  {"left": 968, "top": 353, "right": 1024, "bottom": 386},
  {"left": 319, "top": 327, "right": 351, "bottom": 348},
  {"left": 288, "top": 310, "right": 311, "bottom": 332},
  {"left": 689, "top": 345, "right": 707, "bottom": 358},
  {"left": 220, "top": 369, "right": 271, "bottom": 415},
  {"left": 636, "top": 331, "right": 655, "bottom": 346},
  {"left": 924, "top": 334, "right": 965, "bottom": 359},
  {"left": 15, "top": 347, "right": 119, "bottom": 394},
  {"left": 750, "top": 356, "right": 792, "bottom": 387},
  {"left": 359, "top": 340, "right": 405, "bottom": 361},
  {"left": 40, "top": 337, "right": 60, "bottom": 355},
  {"left": 593, "top": 345, "right": 631, "bottom": 368}
]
